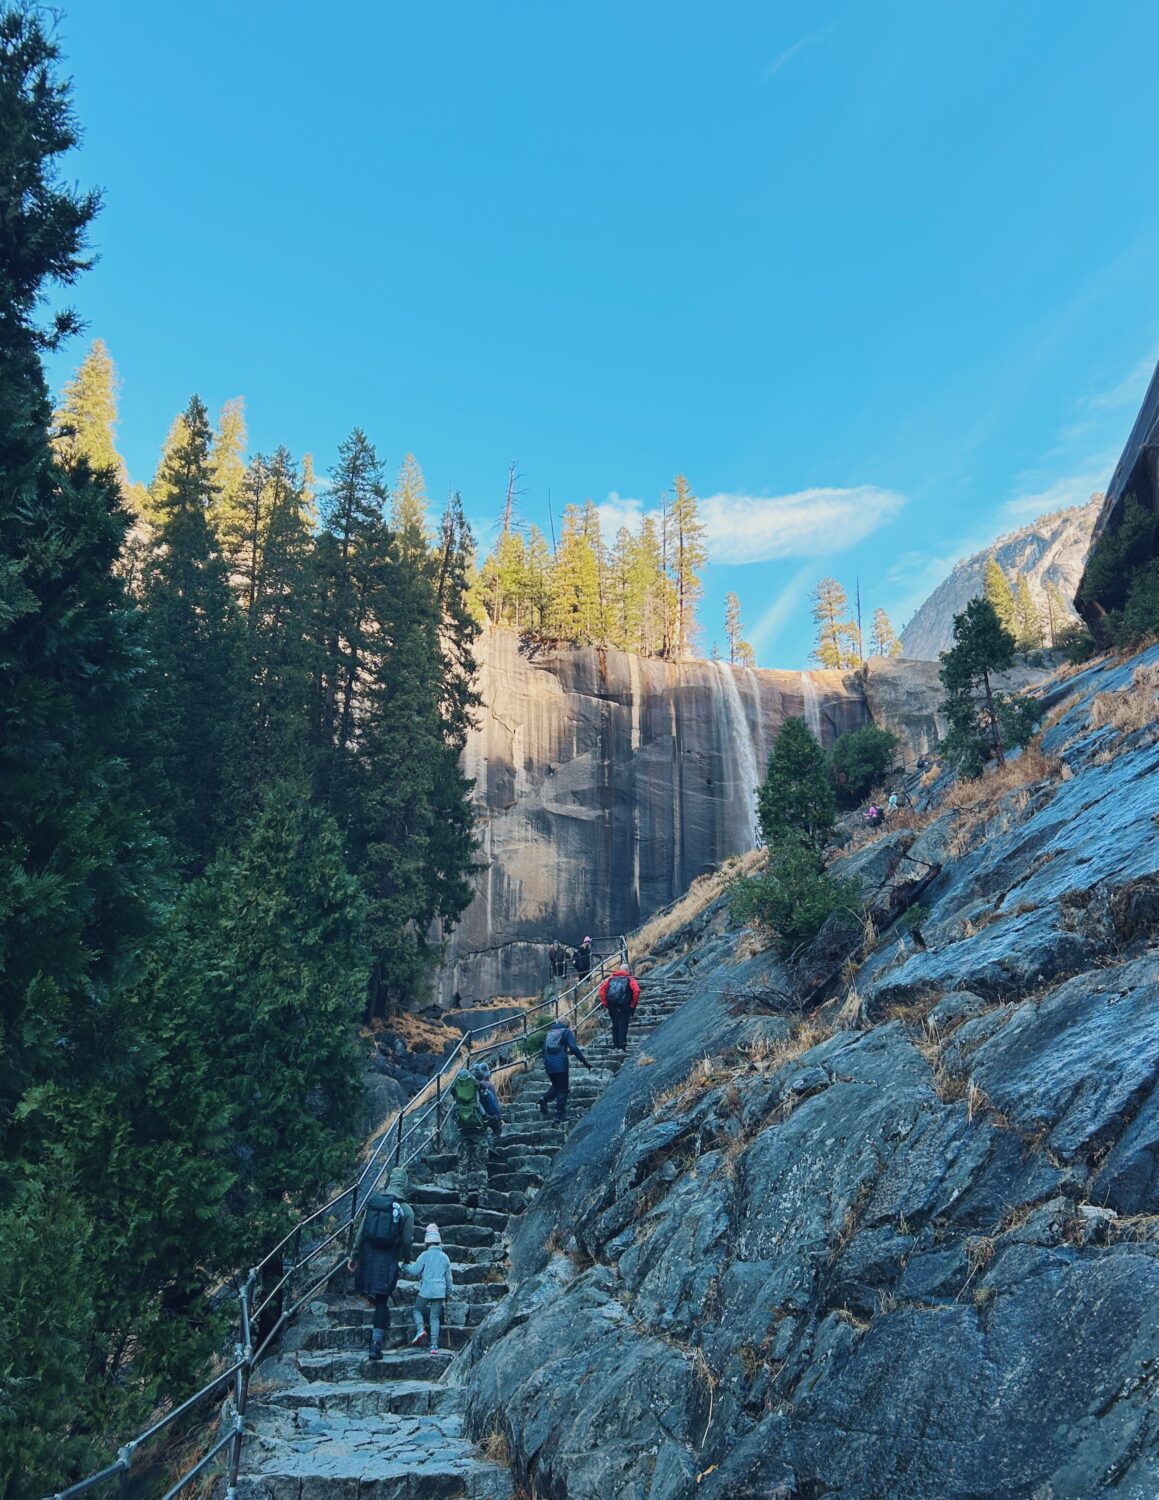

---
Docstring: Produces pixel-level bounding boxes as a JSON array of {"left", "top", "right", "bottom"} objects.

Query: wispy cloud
[
  {"left": 598, "top": 484, "right": 905, "bottom": 565},
  {"left": 701, "top": 485, "right": 905, "bottom": 564},
  {"left": 763, "top": 27, "right": 830, "bottom": 81},
  {"left": 999, "top": 452, "right": 1115, "bottom": 524}
]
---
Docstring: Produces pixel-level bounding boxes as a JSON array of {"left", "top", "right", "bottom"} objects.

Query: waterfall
[
  {"left": 713, "top": 661, "right": 761, "bottom": 845},
  {"left": 743, "top": 666, "right": 768, "bottom": 777},
  {"left": 801, "top": 671, "right": 824, "bottom": 743}
]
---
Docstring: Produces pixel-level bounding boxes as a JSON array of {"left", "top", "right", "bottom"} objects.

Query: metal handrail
[{"left": 49, "top": 936, "right": 629, "bottom": 1500}]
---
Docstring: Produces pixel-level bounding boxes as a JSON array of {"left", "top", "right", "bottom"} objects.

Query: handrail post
[
  {"left": 117, "top": 1445, "right": 133, "bottom": 1496},
  {"left": 278, "top": 1227, "right": 301, "bottom": 1359},
  {"left": 434, "top": 1073, "right": 442, "bottom": 1148},
  {"left": 345, "top": 1183, "right": 360, "bottom": 1260},
  {"left": 394, "top": 1112, "right": 403, "bottom": 1167},
  {"left": 224, "top": 1277, "right": 253, "bottom": 1498}
]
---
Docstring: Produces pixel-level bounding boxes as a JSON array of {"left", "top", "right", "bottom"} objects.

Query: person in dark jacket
[
  {"left": 548, "top": 939, "right": 570, "bottom": 980},
  {"left": 538, "top": 1021, "right": 591, "bottom": 1122},
  {"left": 572, "top": 936, "right": 593, "bottom": 979},
  {"left": 347, "top": 1165, "right": 414, "bottom": 1359},
  {"left": 599, "top": 965, "right": 641, "bottom": 1052},
  {"left": 472, "top": 1061, "right": 503, "bottom": 1137}
]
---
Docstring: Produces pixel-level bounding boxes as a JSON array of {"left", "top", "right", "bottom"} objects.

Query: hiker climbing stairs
[{"left": 222, "top": 976, "right": 692, "bottom": 1498}]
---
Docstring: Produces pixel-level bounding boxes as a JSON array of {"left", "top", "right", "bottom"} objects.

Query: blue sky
[{"left": 43, "top": 0, "right": 1159, "bottom": 667}]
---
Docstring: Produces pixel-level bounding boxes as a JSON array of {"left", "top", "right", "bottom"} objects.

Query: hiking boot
[
  {"left": 368, "top": 1344, "right": 383, "bottom": 1362},
  {"left": 410, "top": 1329, "right": 428, "bottom": 1346},
  {"left": 538, "top": 1098, "right": 548, "bottom": 1118}
]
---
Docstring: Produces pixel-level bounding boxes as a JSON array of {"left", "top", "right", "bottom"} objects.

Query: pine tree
[
  {"left": 0, "top": 13, "right": 159, "bottom": 1484},
  {"left": 1014, "top": 575, "right": 1042, "bottom": 651},
  {"left": 939, "top": 597, "right": 1037, "bottom": 776},
  {"left": 313, "top": 428, "right": 389, "bottom": 755},
  {"left": 632, "top": 515, "right": 669, "bottom": 657},
  {"left": 869, "top": 607, "right": 902, "bottom": 657},
  {"left": 723, "top": 591, "right": 755, "bottom": 666},
  {"left": 1043, "top": 579, "right": 1073, "bottom": 647},
  {"left": 183, "top": 783, "right": 369, "bottom": 1243},
  {"left": 391, "top": 452, "right": 432, "bottom": 562},
  {"left": 242, "top": 448, "right": 317, "bottom": 792},
  {"left": 756, "top": 718, "right": 836, "bottom": 852},
  {"left": 137, "top": 395, "right": 246, "bottom": 869},
  {"left": 547, "top": 503, "right": 602, "bottom": 642},
  {"left": 207, "top": 396, "right": 249, "bottom": 560},
  {"left": 53, "top": 337, "right": 121, "bottom": 476},
  {"left": 982, "top": 558, "right": 1017, "bottom": 637},
  {"left": 810, "top": 577, "right": 857, "bottom": 667},
  {"left": 670, "top": 474, "right": 706, "bottom": 657}
]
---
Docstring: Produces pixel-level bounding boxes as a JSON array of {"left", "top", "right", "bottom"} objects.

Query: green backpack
[{"left": 452, "top": 1070, "right": 483, "bottom": 1129}]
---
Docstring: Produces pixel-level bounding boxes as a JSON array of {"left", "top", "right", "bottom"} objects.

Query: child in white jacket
[{"left": 405, "top": 1223, "right": 454, "bottom": 1353}]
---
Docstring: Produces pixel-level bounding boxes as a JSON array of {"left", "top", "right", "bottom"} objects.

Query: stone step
[
  {"left": 259, "top": 1378, "right": 457, "bottom": 1419},
  {"left": 230, "top": 1409, "right": 513, "bottom": 1500},
  {"left": 297, "top": 1347, "right": 455, "bottom": 1383}
]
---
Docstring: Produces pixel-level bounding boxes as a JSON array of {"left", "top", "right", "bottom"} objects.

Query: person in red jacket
[{"left": 599, "top": 966, "right": 641, "bottom": 1052}]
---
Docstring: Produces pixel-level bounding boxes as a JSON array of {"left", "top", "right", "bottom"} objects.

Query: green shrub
[
  {"left": 519, "top": 1023, "right": 552, "bottom": 1058},
  {"left": 731, "top": 836, "right": 859, "bottom": 954},
  {"left": 829, "top": 725, "right": 899, "bottom": 807},
  {"left": 1056, "top": 620, "right": 1096, "bottom": 663}
]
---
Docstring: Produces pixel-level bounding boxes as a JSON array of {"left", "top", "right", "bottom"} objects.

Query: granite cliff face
[
  {"left": 900, "top": 498, "right": 1099, "bottom": 660},
  {"left": 457, "top": 643, "right": 1159, "bottom": 1500},
  {"left": 441, "top": 630, "right": 869, "bottom": 1003}
]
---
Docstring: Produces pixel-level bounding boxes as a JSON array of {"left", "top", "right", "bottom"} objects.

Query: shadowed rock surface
[
  {"left": 456, "top": 643, "right": 1159, "bottom": 1500},
  {"left": 441, "top": 628, "right": 870, "bottom": 1003},
  {"left": 1078, "top": 358, "right": 1159, "bottom": 634}
]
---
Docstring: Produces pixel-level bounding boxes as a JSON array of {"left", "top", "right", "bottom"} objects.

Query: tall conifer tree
[
  {"left": 0, "top": 13, "right": 159, "bottom": 1484},
  {"left": 137, "top": 395, "right": 246, "bottom": 869}
]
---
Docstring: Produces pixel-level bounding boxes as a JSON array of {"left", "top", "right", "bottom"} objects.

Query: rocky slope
[
  {"left": 455, "top": 643, "right": 1159, "bottom": 1499},
  {"left": 900, "top": 497, "right": 1100, "bottom": 660}
]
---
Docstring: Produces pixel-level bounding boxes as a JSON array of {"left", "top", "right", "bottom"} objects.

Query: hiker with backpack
[
  {"left": 452, "top": 1065, "right": 490, "bottom": 1185},
  {"left": 347, "top": 1165, "right": 415, "bottom": 1360},
  {"left": 573, "top": 936, "right": 594, "bottom": 979},
  {"left": 538, "top": 1020, "right": 591, "bottom": 1122},
  {"left": 472, "top": 1060, "right": 503, "bottom": 1137},
  {"left": 404, "top": 1223, "right": 454, "bottom": 1355},
  {"left": 599, "top": 964, "right": 641, "bottom": 1052}
]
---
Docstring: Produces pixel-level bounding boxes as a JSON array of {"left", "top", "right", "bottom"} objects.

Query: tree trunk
[{"left": 982, "top": 668, "right": 1005, "bottom": 767}]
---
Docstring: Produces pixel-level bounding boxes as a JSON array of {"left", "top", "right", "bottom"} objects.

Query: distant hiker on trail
[
  {"left": 864, "top": 803, "right": 882, "bottom": 828},
  {"left": 472, "top": 1060, "right": 503, "bottom": 1137},
  {"left": 404, "top": 1223, "right": 454, "bottom": 1356},
  {"left": 538, "top": 1020, "right": 591, "bottom": 1122},
  {"left": 549, "top": 939, "right": 570, "bottom": 980},
  {"left": 452, "top": 1066, "right": 489, "bottom": 1186},
  {"left": 573, "top": 936, "right": 594, "bottom": 979},
  {"left": 347, "top": 1165, "right": 414, "bottom": 1360},
  {"left": 599, "top": 965, "right": 641, "bottom": 1052},
  {"left": 887, "top": 792, "right": 900, "bottom": 814}
]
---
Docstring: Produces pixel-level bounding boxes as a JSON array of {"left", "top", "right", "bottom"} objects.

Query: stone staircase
[{"left": 225, "top": 977, "right": 691, "bottom": 1499}]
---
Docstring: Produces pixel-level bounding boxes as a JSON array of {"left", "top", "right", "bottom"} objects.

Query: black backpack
[
  {"left": 606, "top": 974, "right": 631, "bottom": 1006},
  {"left": 364, "top": 1194, "right": 404, "bottom": 1249}
]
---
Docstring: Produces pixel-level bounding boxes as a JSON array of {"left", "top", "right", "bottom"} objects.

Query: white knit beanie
[{"left": 424, "top": 1223, "right": 441, "bottom": 1245}]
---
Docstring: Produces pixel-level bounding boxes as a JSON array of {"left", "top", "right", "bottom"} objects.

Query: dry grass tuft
[
  {"left": 943, "top": 742, "right": 1061, "bottom": 816},
  {"left": 966, "top": 1078, "right": 989, "bottom": 1123},
  {"left": 836, "top": 985, "right": 864, "bottom": 1030},
  {"left": 368, "top": 1010, "right": 454, "bottom": 1054},
  {"left": 1088, "top": 662, "right": 1159, "bottom": 742},
  {"left": 631, "top": 848, "right": 766, "bottom": 960},
  {"left": 481, "top": 1425, "right": 511, "bottom": 1465},
  {"left": 635, "top": 1053, "right": 657, "bottom": 1068}
]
